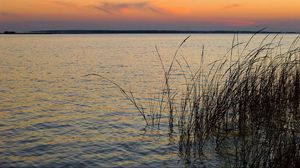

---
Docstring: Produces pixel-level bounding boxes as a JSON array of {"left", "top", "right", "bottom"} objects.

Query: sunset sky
[{"left": 1, "top": 0, "right": 300, "bottom": 32}]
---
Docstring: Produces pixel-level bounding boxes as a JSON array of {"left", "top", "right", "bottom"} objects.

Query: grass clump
[
  {"left": 88, "top": 33, "right": 300, "bottom": 167},
  {"left": 178, "top": 34, "right": 300, "bottom": 167}
]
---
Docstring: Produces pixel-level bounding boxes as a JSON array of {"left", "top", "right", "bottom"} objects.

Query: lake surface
[{"left": 0, "top": 34, "right": 298, "bottom": 167}]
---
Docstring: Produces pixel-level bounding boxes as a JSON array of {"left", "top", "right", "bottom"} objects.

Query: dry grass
[{"left": 88, "top": 33, "right": 300, "bottom": 167}]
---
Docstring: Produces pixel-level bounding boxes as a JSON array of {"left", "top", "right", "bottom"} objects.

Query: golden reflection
[{"left": 0, "top": 34, "right": 298, "bottom": 167}]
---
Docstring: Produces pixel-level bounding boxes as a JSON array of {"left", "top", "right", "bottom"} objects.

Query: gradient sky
[{"left": 1, "top": 0, "right": 300, "bottom": 32}]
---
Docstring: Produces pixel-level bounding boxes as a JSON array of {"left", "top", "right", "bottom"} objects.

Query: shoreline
[{"left": 1, "top": 30, "right": 299, "bottom": 35}]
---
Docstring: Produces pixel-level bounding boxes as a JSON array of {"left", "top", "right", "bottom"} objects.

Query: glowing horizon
[{"left": 1, "top": 0, "right": 300, "bottom": 31}]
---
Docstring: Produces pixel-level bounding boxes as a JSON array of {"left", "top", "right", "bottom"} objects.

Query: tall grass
[
  {"left": 88, "top": 33, "right": 300, "bottom": 167},
  {"left": 178, "top": 34, "right": 299, "bottom": 167},
  {"left": 176, "top": 34, "right": 300, "bottom": 167}
]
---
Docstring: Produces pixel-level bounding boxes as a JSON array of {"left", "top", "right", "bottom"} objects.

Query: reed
[
  {"left": 176, "top": 34, "right": 300, "bottom": 167},
  {"left": 88, "top": 33, "right": 300, "bottom": 167}
]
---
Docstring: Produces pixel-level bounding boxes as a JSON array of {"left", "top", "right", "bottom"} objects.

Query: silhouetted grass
[
  {"left": 176, "top": 34, "right": 300, "bottom": 167},
  {"left": 88, "top": 33, "right": 300, "bottom": 167}
]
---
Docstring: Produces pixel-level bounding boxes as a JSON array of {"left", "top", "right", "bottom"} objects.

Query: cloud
[
  {"left": 224, "top": 20, "right": 257, "bottom": 27},
  {"left": 94, "top": 1, "right": 165, "bottom": 15},
  {"left": 0, "top": 12, "right": 19, "bottom": 17},
  {"left": 223, "top": 4, "right": 243, "bottom": 10},
  {"left": 53, "top": 1, "right": 77, "bottom": 7}
]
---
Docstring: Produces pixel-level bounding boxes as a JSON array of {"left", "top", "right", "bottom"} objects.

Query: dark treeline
[{"left": 1, "top": 30, "right": 300, "bottom": 34}]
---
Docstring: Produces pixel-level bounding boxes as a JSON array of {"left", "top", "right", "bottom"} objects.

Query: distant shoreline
[{"left": 1, "top": 30, "right": 299, "bottom": 34}]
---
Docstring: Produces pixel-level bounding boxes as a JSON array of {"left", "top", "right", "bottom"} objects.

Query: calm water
[{"left": 0, "top": 34, "right": 297, "bottom": 167}]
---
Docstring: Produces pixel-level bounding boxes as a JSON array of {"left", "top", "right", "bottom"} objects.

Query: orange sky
[{"left": 1, "top": 0, "right": 300, "bottom": 31}]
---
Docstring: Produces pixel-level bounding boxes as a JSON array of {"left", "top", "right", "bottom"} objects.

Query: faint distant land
[
  {"left": 28, "top": 30, "right": 299, "bottom": 34},
  {"left": 1, "top": 30, "right": 299, "bottom": 34},
  {"left": 3, "top": 31, "right": 16, "bottom": 34}
]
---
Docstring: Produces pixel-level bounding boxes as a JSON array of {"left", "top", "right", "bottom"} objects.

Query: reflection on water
[{"left": 0, "top": 34, "right": 297, "bottom": 167}]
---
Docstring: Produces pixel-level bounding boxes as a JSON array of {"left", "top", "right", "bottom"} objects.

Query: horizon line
[{"left": 1, "top": 29, "right": 300, "bottom": 34}]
